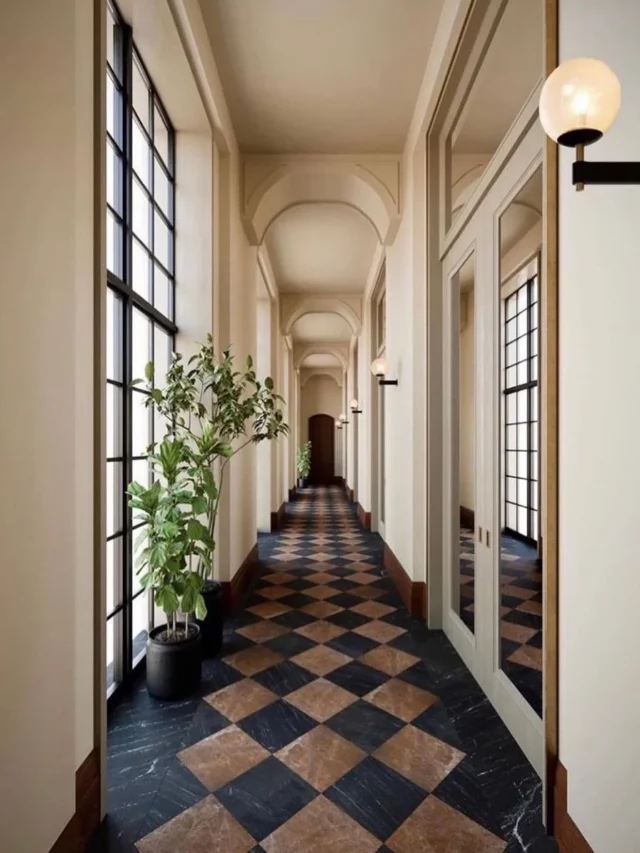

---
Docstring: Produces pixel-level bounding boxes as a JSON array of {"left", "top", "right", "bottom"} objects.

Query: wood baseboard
[
  {"left": 460, "top": 505, "right": 475, "bottom": 530},
  {"left": 356, "top": 502, "right": 371, "bottom": 531},
  {"left": 344, "top": 483, "right": 354, "bottom": 502},
  {"left": 384, "top": 543, "right": 426, "bottom": 618},
  {"left": 270, "top": 502, "right": 286, "bottom": 531},
  {"left": 288, "top": 487, "right": 296, "bottom": 502},
  {"left": 50, "top": 749, "right": 100, "bottom": 852},
  {"left": 554, "top": 762, "right": 594, "bottom": 853},
  {"left": 222, "top": 543, "right": 259, "bottom": 614}
]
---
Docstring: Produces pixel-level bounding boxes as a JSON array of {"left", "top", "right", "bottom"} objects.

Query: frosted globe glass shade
[
  {"left": 339, "top": 413, "right": 347, "bottom": 422},
  {"left": 539, "top": 58, "right": 621, "bottom": 146},
  {"left": 371, "top": 357, "right": 388, "bottom": 377},
  {"left": 350, "top": 398, "right": 359, "bottom": 409}
]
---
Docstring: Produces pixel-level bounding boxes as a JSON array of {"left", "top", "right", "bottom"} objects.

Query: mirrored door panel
[{"left": 497, "top": 167, "right": 543, "bottom": 717}]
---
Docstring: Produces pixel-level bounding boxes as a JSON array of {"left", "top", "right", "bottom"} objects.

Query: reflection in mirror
[
  {"left": 498, "top": 168, "right": 543, "bottom": 715},
  {"left": 455, "top": 255, "right": 476, "bottom": 632},
  {"left": 447, "top": 0, "right": 543, "bottom": 228}
]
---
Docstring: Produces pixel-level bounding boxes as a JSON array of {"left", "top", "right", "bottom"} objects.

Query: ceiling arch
[
  {"left": 300, "top": 368, "right": 343, "bottom": 388},
  {"left": 283, "top": 297, "right": 361, "bottom": 337},
  {"left": 294, "top": 345, "right": 348, "bottom": 371}
]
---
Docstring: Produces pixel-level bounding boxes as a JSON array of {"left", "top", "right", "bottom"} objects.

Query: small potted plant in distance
[
  {"left": 296, "top": 440, "right": 312, "bottom": 489},
  {"left": 128, "top": 336, "right": 288, "bottom": 697}
]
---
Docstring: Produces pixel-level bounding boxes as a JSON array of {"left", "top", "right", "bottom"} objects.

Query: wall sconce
[
  {"left": 350, "top": 398, "right": 363, "bottom": 414},
  {"left": 371, "top": 356, "right": 398, "bottom": 386},
  {"left": 539, "top": 57, "right": 640, "bottom": 190},
  {"left": 335, "top": 418, "right": 344, "bottom": 431},
  {"left": 339, "top": 412, "right": 350, "bottom": 426}
]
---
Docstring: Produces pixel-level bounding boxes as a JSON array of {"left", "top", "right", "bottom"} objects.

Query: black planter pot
[
  {"left": 297, "top": 477, "right": 307, "bottom": 489},
  {"left": 196, "top": 580, "right": 224, "bottom": 658},
  {"left": 146, "top": 622, "right": 202, "bottom": 700}
]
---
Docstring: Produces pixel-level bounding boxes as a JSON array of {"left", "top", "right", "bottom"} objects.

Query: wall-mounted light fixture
[
  {"left": 350, "top": 398, "right": 363, "bottom": 414},
  {"left": 336, "top": 419, "right": 343, "bottom": 431},
  {"left": 539, "top": 57, "right": 640, "bottom": 190},
  {"left": 371, "top": 356, "right": 398, "bottom": 386},
  {"left": 339, "top": 412, "right": 350, "bottom": 426}
]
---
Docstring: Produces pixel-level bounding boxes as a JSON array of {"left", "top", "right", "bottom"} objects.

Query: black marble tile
[
  {"left": 502, "top": 594, "right": 528, "bottom": 609},
  {"left": 328, "top": 578, "right": 362, "bottom": 591},
  {"left": 264, "top": 631, "right": 317, "bottom": 658},
  {"left": 502, "top": 663, "right": 543, "bottom": 717},
  {"left": 328, "top": 592, "right": 363, "bottom": 608},
  {"left": 326, "top": 631, "right": 378, "bottom": 659},
  {"left": 412, "top": 701, "right": 464, "bottom": 750},
  {"left": 253, "top": 660, "right": 317, "bottom": 696},
  {"left": 527, "top": 630, "right": 544, "bottom": 649},
  {"left": 380, "top": 608, "right": 416, "bottom": 630},
  {"left": 180, "top": 700, "right": 229, "bottom": 749},
  {"left": 501, "top": 638, "right": 522, "bottom": 660},
  {"left": 328, "top": 566, "right": 360, "bottom": 577},
  {"left": 285, "top": 577, "right": 316, "bottom": 591},
  {"left": 502, "top": 609, "right": 543, "bottom": 631},
  {"left": 200, "top": 659, "right": 245, "bottom": 693},
  {"left": 135, "top": 757, "right": 208, "bottom": 839},
  {"left": 325, "top": 756, "right": 426, "bottom": 841},
  {"left": 326, "top": 700, "right": 404, "bottom": 752},
  {"left": 432, "top": 757, "right": 504, "bottom": 838},
  {"left": 217, "top": 756, "right": 316, "bottom": 840},
  {"left": 325, "top": 609, "right": 371, "bottom": 630},
  {"left": 89, "top": 816, "right": 140, "bottom": 853},
  {"left": 279, "top": 592, "right": 317, "bottom": 609},
  {"left": 272, "top": 609, "right": 316, "bottom": 629},
  {"left": 325, "top": 660, "right": 387, "bottom": 697},
  {"left": 239, "top": 699, "right": 316, "bottom": 751}
]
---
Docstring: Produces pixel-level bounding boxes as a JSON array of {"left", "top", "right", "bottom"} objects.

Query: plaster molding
[
  {"left": 294, "top": 343, "right": 350, "bottom": 371},
  {"left": 281, "top": 295, "right": 363, "bottom": 337}
]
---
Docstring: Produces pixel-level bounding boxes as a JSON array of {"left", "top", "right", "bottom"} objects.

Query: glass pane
[
  {"left": 154, "top": 264, "right": 171, "bottom": 317},
  {"left": 132, "top": 389, "right": 151, "bottom": 456},
  {"left": 106, "top": 288, "right": 123, "bottom": 381},
  {"left": 506, "top": 366, "right": 516, "bottom": 388},
  {"left": 506, "top": 451, "right": 516, "bottom": 476},
  {"left": 107, "top": 384, "right": 122, "bottom": 457},
  {"left": 507, "top": 503, "right": 517, "bottom": 529},
  {"left": 106, "top": 142, "right": 122, "bottom": 214},
  {"left": 517, "top": 336, "right": 528, "bottom": 362},
  {"left": 154, "top": 157, "right": 171, "bottom": 220},
  {"left": 154, "top": 326, "right": 172, "bottom": 389},
  {"left": 531, "top": 451, "right": 539, "bottom": 481},
  {"left": 507, "top": 476, "right": 516, "bottom": 503},
  {"left": 517, "top": 451, "right": 528, "bottom": 477},
  {"left": 154, "top": 403, "right": 168, "bottom": 447},
  {"left": 530, "top": 331, "right": 538, "bottom": 356},
  {"left": 531, "top": 390, "right": 539, "bottom": 421},
  {"left": 106, "top": 460, "right": 123, "bottom": 537},
  {"left": 531, "top": 355, "right": 538, "bottom": 381},
  {"left": 506, "top": 342, "right": 516, "bottom": 367},
  {"left": 132, "top": 57, "right": 150, "bottom": 130},
  {"left": 532, "top": 510, "right": 539, "bottom": 541},
  {"left": 132, "top": 308, "right": 151, "bottom": 383},
  {"left": 517, "top": 361, "right": 528, "bottom": 386},
  {"left": 518, "top": 505, "right": 528, "bottom": 534},
  {"left": 106, "top": 210, "right": 122, "bottom": 277},
  {"left": 506, "top": 425, "right": 516, "bottom": 450},
  {"left": 517, "top": 424, "right": 528, "bottom": 449},
  {"left": 132, "top": 458, "right": 152, "bottom": 489},
  {"left": 106, "top": 536, "right": 122, "bottom": 616},
  {"left": 506, "top": 318, "right": 516, "bottom": 343},
  {"left": 106, "top": 74, "right": 120, "bottom": 143},
  {"left": 517, "top": 311, "right": 527, "bottom": 338},
  {"left": 517, "top": 478, "right": 528, "bottom": 506},
  {"left": 506, "top": 394, "right": 516, "bottom": 424},
  {"left": 106, "top": 613, "right": 117, "bottom": 692},
  {"left": 132, "top": 527, "right": 148, "bottom": 595},
  {"left": 132, "top": 239, "right": 151, "bottom": 300},
  {"left": 154, "top": 211, "right": 171, "bottom": 271},
  {"left": 517, "top": 286, "right": 528, "bottom": 314},
  {"left": 132, "top": 591, "right": 149, "bottom": 665},
  {"left": 106, "top": 6, "right": 117, "bottom": 70},
  {"left": 531, "top": 277, "right": 538, "bottom": 303},
  {"left": 154, "top": 105, "right": 170, "bottom": 167},
  {"left": 132, "top": 179, "right": 151, "bottom": 246},
  {"left": 506, "top": 295, "right": 517, "bottom": 320},
  {"left": 517, "top": 389, "right": 528, "bottom": 422},
  {"left": 132, "top": 119, "right": 151, "bottom": 188}
]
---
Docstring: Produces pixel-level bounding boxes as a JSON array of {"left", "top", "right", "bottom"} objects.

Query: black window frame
[{"left": 106, "top": 1, "right": 177, "bottom": 704}]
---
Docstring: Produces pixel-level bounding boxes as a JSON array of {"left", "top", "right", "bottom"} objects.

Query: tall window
[
  {"left": 106, "top": 2, "right": 176, "bottom": 699},
  {"left": 502, "top": 276, "right": 539, "bottom": 543}
]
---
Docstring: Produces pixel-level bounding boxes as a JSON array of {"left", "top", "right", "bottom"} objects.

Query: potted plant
[
  {"left": 296, "top": 440, "right": 312, "bottom": 489},
  {"left": 128, "top": 336, "right": 288, "bottom": 696}
]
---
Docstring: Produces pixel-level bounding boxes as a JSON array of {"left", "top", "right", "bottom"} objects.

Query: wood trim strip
[
  {"left": 384, "top": 543, "right": 427, "bottom": 618},
  {"left": 50, "top": 749, "right": 101, "bottom": 852},
  {"left": 344, "top": 483, "right": 355, "bottom": 503},
  {"left": 356, "top": 502, "right": 371, "bottom": 531},
  {"left": 270, "top": 502, "right": 286, "bottom": 532},
  {"left": 459, "top": 505, "right": 475, "bottom": 530},
  {"left": 554, "top": 763, "right": 594, "bottom": 852},
  {"left": 222, "top": 543, "right": 259, "bottom": 614},
  {"left": 544, "top": 0, "right": 560, "bottom": 828}
]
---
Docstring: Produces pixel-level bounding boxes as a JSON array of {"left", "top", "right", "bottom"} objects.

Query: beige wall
[
  {"left": 558, "top": 1, "right": 640, "bottom": 850},
  {"left": 0, "top": 0, "right": 94, "bottom": 849}
]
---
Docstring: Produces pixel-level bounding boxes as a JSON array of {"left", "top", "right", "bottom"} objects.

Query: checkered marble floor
[
  {"left": 459, "top": 529, "right": 543, "bottom": 716},
  {"left": 95, "top": 487, "right": 555, "bottom": 853}
]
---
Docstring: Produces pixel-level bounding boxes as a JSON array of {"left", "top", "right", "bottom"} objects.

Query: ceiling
[
  {"left": 500, "top": 168, "right": 542, "bottom": 255},
  {"left": 290, "top": 312, "right": 352, "bottom": 342},
  {"left": 264, "top": 203, "right": 377, "bottom": 294},
  {"left": 300, "top": 353, "right": 343, "bottom": 368},
  {"left": 199, "top": 0, "right": 444, "bottom": 153},
  {"left": 452, "top": 0, "right": 543, "bottom": 154}
]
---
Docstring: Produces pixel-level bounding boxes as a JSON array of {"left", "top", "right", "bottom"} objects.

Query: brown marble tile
[
  {"left": 349, "top": 585, "right": 385, "bottom": 600},
  {"left": 258, "top": 585, "right": 296, "bottom": 601},
  {"left": 261, "top": 794, "right": 379, "bottom": 853},
  {"left": 353, "top": 620, "right": 406, "bottom": 643},
  {"left": 500, "top": 620, "right": 537, "bottom": 644},
  {"left": 517, "top": 599, "right": 543, "bottom": 616},
  {"left": 276, "top": 725, "right": 365, "bottom": 791},
  {"left": 305, "top": 585, "right": 340, "bottom": 600},
  {"left": 292, "top": 644, "right": 352, "bottom": 676},
  {"left": 271, "top": 553, "right": 301, "bottom": 562},
  {"left": 295, "top": 620, "right": 347, "bottom": 644},
  {"left": 350, "top": 601, "right": 397, "bottom": 619},
  {"left": 501, "top": 584, "right": 537, "bottom": 601},
  {"left": 508, "top": 644, "right": 543, "bottom": 671},
  {"left": 346, "top": 561, "right": 376, "bottom": 571},
  {"left": 178, "top": 726, "right": 268, "bottom": 790},
  {"left": 375, "top": 725, "right": 465, "bottom": 791},
  {"left": 285, "top": 677, "right": 358, "bottom": 722},
  {"left": 205, "top": 678, "right": 277, "bottom": 722},
  {"left": 343, "top": 552, "right": 368, "bottom": 561},
  {"left": 236, "top": 620, "right": 289, "bottom": 643},
  {"left": 308, "top": 552, "right": 336, "bottom": 562},
  {"left": 347, "top": 571, "right": 377, "bottom": 585},
  {"left": 359, "top": 646, "right": 420, "bottom": 677},
  {"left": 223, "top": 645, "right": 284, "bottom": 676},
  {"left": 365, "top": 678, "right": 437, "bottom": 722},
  {"left": 247, "top": 601, "right": 292, "bottom": 619},
  {"left": 301, "top": 600, "right": 344, "bottom": 619},
  {"left": 306, "top": 571, "right": 336, "bottom": 584},
  {"left": 263, "top": 571, "right": 297, "bottom": 585},
  {"left": 386, "top": 795, "right": 507, "bottom": 853},
  {"left": 135, "top": 795, "right": 255, "bottom": 853}
]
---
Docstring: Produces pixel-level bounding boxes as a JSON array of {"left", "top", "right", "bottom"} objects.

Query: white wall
[
  {"left": 0, "top": 0, "right": 94, "bottom": 849},
  {"left": 558, "top": 2, "right": 640, "bottom": 850}
]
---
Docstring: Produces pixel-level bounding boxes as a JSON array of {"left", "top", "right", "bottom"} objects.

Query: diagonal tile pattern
[{"left": 99, "top": 486, "right": 556, "bottom": 853}]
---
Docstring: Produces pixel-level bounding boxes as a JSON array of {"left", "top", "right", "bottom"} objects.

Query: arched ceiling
[
  {"left": 199, "top": 0, "right": 445, "bottom": 154},
  {"left": 290, "top": 312, "right": 352, "bottom": 343},
  {"left": 264, "top": 203, "right": 377, "bottom": 294},
  {"left": 300, "top": 353, "right": 343, "bottom": 369}
]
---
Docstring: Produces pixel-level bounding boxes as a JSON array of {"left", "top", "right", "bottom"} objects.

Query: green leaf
[
  {"left": 195, "top": 594, "right": 207, "bottom": 620},
  {"left": 144, "top": 361, "right": 154, "bottom": 382},
  {"left": 264, "top": 376, "right": 274, "bottom": 390},
  {"left": 181, "top": 587, "right": 197, "bottom": 614},
  {"left": 192, "top": 495, "right": 207, "bottom": 515},
  {"left": 156, "top": 586, "right": 179, "bottom": 615}
]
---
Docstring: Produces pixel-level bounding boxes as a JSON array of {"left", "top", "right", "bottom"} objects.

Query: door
[{"left": 308, "top": 414, "right": 335, "bottom": 485}]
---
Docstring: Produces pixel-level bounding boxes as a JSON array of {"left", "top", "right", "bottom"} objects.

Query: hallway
[{"left": 99, "top": 487, "right": 553, "bottom": 853}]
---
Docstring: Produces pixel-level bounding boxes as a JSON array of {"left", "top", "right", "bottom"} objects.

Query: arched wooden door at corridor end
[{"left": 308, "top": 414, "right": 335, "bottom": 485}]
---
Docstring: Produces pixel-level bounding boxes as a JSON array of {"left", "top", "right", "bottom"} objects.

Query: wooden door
[{"left": 308, "top": 414, "right": 335, "bottom": 485}]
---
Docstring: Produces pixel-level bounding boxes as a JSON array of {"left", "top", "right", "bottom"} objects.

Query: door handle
[
  {"left": 478, "top": 526, "right": 483, "bottom": 543},
  {"left": 486, "top": 529, "right": 491, "bottom": 548}
]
